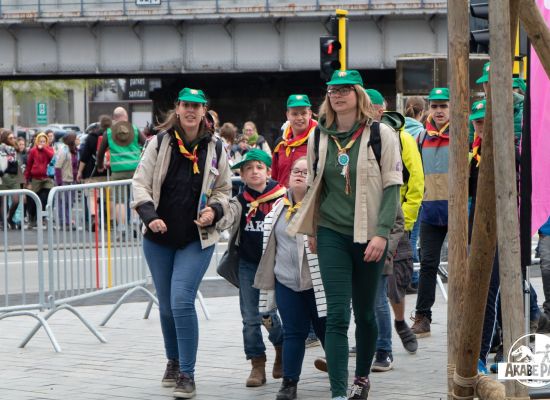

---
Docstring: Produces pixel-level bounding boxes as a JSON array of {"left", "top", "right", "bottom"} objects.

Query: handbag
[{"left": 217, "top": 229, "right": 240, "bottom": 288}]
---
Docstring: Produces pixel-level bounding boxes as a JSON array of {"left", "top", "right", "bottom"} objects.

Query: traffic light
[
  {"left": 320, "top": 36, "right": 341, "bottom": 80},
  {"left": 470, "top": 2, "right": 489, "bottom": 53}
]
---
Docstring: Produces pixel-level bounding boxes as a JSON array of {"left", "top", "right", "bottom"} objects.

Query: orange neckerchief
[
  {"left": 242, "top": 184, "right": 286, "bottom": 224},
  {"left": 472, "top": 133, "right": 482, "bottom": 166},
  {"left": 173, "top": 130, "right": 200, "bottom": 174},
  {"left": 425, "top": 115, "right": 450, "bottom": 137},
  {"left": 283, "top": 196, "right": 302, "bottom": 221},
  {"left": 274, "top": 120, "right": 317, "bottom": 157}
]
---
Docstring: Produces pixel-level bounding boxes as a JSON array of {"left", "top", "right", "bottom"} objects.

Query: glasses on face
[
  {"left": 327, "top": 86, "right": 355, "bottom": 97},
  {"left": 291, "top": 169, "right": 308, "bottom": 177}
]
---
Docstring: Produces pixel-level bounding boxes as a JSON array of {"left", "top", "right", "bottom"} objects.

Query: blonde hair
[
  {"left": 243, "top": 121, "right": 257, "bottom": 135},
  {"left": 318, "top": 85, "right": 377, "bottom": 128}
]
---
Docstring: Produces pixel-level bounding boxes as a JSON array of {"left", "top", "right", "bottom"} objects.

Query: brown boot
[
  {"left": 411, "top": 313, "right": 431, "bottom": 338},
  {"left": 246, "top": 354, "right": 267, "bottom": 387},
  {"left": 272, "top": 345, "right": 283, "bottom": 379}
]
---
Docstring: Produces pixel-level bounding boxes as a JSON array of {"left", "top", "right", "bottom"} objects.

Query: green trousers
[{"left": 317, "top": 226, "right": 386, "bottom": 398}]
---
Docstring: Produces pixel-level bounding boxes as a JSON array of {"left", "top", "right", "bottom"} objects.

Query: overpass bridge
[{"left": 0, "top": 0, "right": 447, "bottom": 77}]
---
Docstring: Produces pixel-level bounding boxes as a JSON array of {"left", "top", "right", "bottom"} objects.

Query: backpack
[
  {"left": 47, "top": 154, "right": 56, "bottom": 178},
  {"left": 313, "top": 122, "right": 382, "bottom": 178},
  {"left": 154, "top": 131, "right": 223, "bottom": 166}
]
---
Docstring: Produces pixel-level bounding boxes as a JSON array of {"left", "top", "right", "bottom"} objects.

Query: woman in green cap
[
  {"left": 132, "top": 87, "right": 233, "bottom": 399},
  {"left": 288, "top": 70, "right": 402, "bottom": 400}
]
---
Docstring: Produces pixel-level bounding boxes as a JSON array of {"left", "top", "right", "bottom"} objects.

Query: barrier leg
[
  {"left": 100, "top": 285, "right": 158, "bottom": 326},
  {"left": 0, "top": 311, "right": 62, "bottom": 352},
  {"left": 19, "top": 304, "right": 107, "bottom": 349},
  {"left": 196, "top": 290, "right": 210, "bottom": 320},
  {"left": 143, "top": 298, "right": 155, "bottom": 320},
  {"left": 436, "top": 274, "right": 448, "bottom": 302}
]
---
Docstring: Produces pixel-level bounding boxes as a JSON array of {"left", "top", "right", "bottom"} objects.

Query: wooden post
[
  {"left": 489, "top": 1, "right": 528, "bottom": 398},
  {"left": 453, "top": 87, "right": 498, "bottom": 400},
  {"left": 510, "top": 0, "right": 519, "bottom": 63},
  {"left": 446, "top": 0, "right": 470, "bottom": 398},
  {"left": 519, "top": 0, "right": 550, "bottom": 78}
]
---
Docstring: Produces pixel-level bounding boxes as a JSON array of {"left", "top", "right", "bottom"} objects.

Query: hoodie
[{"left": 404, "top": 117, "right": 425, "bottom": 140}]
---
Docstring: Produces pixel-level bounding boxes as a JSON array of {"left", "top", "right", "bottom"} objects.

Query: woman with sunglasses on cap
[
  {"left": 288, "top": 70, "right": 402, "bottom": 400},
  {"left": 132, "top": 87, "right": 232, "bottom": 399}
]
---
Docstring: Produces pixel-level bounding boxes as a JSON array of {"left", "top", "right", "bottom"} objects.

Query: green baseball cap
[
  {"left": 178, "top": 87, "right": 207, "bottom": 104},
  {"left": 469, "top": 100, "right": 486, "bottom": 121},
  {"left": 287, "top": 94, "right": 311, "bottom": 108},
  {"left": 365, "top": 89, "right": 385, "bottom": 106},
  {"left": 476, "top": 62, "right": 490, "bottom": 84},
  {"left": 231, "top": 148, "right": 272, "bottom": 170},
  {"left": 513, "top": 77, "right": 526, "bottom": 92},
  {"left": 428, "top": 87, "right": 450, "bottom": 101},
  {"left": 326, "top": 70, "right": 364, "bottom": 87}
]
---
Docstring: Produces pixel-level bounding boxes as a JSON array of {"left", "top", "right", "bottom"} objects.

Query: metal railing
[{"left": 0, "top": 0, "right": 446, "bottom": 19}]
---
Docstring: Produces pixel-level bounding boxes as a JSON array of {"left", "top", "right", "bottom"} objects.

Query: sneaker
[
  {"left": 161, "top": 359, "right": 179, "bottom": 387},
  {"left": 173, "top": 372, "right": 196, "bottom": 399},
  {"left": 371, "top": 350, "right": 393, "bottom": 372},
  {"left": 305, "top": 337, "right": 321, "bottom": 348},
  {"left": 489, "top": 363, "right": 498, "bottom": 374},
  {"left": 349, "top": 346, "right": 356, "bottom": 357},
  {"left": 405, "top": 284, "right": 418, "bottom": 294},
  {"left": 348, "top": 376, "right": 370, "bottom": 399},
  {"left": 314, "top": 357, "right": 328, "bottom": 373},
  {"left": 395, "top": 320, "right": 418, "bottom": 354},
  {"left": 276, "top": 378, "right": 298, "bottom": 400},
  {"left": 410, "top": 313, "right": 431, "bottom": 338},
  {"left": 478, "top": 359, "right": 488, "bottom": 375}
]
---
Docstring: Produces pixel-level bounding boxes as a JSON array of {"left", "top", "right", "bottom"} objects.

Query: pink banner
[{"left": 531, "top": 0, "right": 550, "bottom": 234}]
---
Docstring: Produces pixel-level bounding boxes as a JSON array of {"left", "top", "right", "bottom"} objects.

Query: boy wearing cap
[
  {"left": 272, "top": 95, "right": 317, "bottom": 187},
  {"left": 226, "top": 148, "right": 286, "bottom": 388},
  {"left": 412, "top": 87, "right": 450, "bottom": 338}
]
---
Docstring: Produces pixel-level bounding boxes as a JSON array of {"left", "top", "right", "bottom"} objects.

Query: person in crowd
[
  {"left": 232, "top": 134, "right": 250, "bottom": 169},
  {"left": 208, "top": 110, "right": 221, "bottom": 136},
  {"left": 272, "top": 95, "right": 317, "bottom": 187},
  {"left": 45, "top": 129, "right": 56, "bottom": 148},
  {"left": 254, "top": 156, "right": 327, "bottom": 400},
  {"left": 220, "top": 122, "right": 238, "bottom": 163},
  {"left": 54, "top": 133, "right": 79, "bottom": 229},
  {"left": 242, "top": 121, "right": 271, "bottom": 154},
  {"left": 24, "top": 132, "right": 55, "bottom": 229},
  {"left": 363, "top": 90, "right": 423, "bottom": 370},
  {"left": 287, "top": 70, "right": 402, "bottom": 400},
  {"left": 411, "top": 87, "right": 451, "bottom": 339},
  {"left": 403, "top": 96, "right": 426, "bottom": 291},
  {"left": 539, "top": 215, "right": 550, "bottom": 318},
  {"left": 0, "top": 129, "right": 20, "bottom": 230},
  {"left": 132, "top": 87, "right": 232, "bottom": 399},
  {"left": 226, "top": 148, "right": 286, "bottom": 388}
]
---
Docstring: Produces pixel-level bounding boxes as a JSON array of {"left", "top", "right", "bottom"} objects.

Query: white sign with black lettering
[{"left": 136, "top": 0, "right": 160, "bottom": 6}]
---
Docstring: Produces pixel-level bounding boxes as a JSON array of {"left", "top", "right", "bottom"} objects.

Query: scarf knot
[
  {"left": 274, "top": 120, "right": 317, "bottom": 157},
  {"left": 174, "top": 130, "right": 200, "bottom": 174},
  {"left": 283, "top": 196, "right": 301, "bottom": 220},
  {"left": 243, "top": 184, "right": 286, "bottom": 224},
  {"left": 425, "top": 116, "right": 449, "bottom": 138}
]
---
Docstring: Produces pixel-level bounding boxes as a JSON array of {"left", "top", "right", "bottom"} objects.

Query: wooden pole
[
  {"left": 510, "top": 0, "right": 519, "bottom": 64},
  {"left": 453, "top": 86, "right": 498, "bottom": 399},
  {"left": 519, "top": 0, "right": 550, "bottom": 78},
  {"left": 446, "top": 0, "right": 470, "bottom": 398},
  {"left": 489, "top": 1, "right": 528, "bottom": 398}
]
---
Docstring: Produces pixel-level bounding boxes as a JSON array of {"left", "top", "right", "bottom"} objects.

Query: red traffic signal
[{"left": 320, "top": 36, "right": 342, "bottom": 81}]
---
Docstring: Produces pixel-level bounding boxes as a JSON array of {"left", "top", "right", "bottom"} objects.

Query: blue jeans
[
  {"left": 375, "top": 275, "right": 392, "bottom": 352},
  {"left": 410, "top": 213, "right": 421, "bottom": 285},
  {"left": 239, "top": 258, "right": 283, "bottom": 359},
  {"left": 275, "top": 280, "right": 326, "bottom": 381},
  {"left": 143, "top": 238, "right": 214, "bottom": 376}
]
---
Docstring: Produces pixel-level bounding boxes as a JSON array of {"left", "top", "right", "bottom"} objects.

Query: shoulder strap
[
  {"left": 368, "top": 121, "right": 382, "bottom": 169},
  {"left": 417, "top": 129, "right": 428, "bottom": 154},
  {"left": 155, "top": 131, "right": 168, "bottom": 153},
  {"left": 214, "top": 136, "right": 223, "bottom": 162},
  {"left": 313, "top": 126, "right": 321, "bottom": 178}
]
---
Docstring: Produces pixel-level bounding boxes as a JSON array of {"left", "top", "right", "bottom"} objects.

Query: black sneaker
[
  {"left": 395, "top": 320, "right": 418, "bottom": 354},
  {"left": 348, "top": 376, "right": 370, "bottom": 399},
  {"left": 173, "top": 372, "right": 196, "bottom": 399},
  {"left": 161, "top": 359, "right": 179, "bottom": 387},
  {"left": 276, "top": 378, "right": 297, "bottom": 400},
  {"left": 371, "top": 350, "right": 393, "bottom": 372}
]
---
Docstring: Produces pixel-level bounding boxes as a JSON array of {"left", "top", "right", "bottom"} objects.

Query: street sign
[
  {"left": 136, "top": 0, "right": 160, "bottom": 5},
  {"left": 36, "top": 102, "right": 47, "bottom": 124}
]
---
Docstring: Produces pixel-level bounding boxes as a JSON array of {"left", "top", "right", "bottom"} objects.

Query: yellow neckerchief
[
  {"left": 243, "top": 184, "right": 287, "bottom": 223},
  {"left": 283, "top": 195, "right": 302, "bottom": 221},
  {"left": 426, "top": 115, "right": 450, "bottom": 137},
  {"left": 173, "top": 130, "right": 200, "bottom": 174},
  {"left": 274, "top": 120, "right": 317, "bottom": 157},
  {"left": 471, "top": 132, "right": 482, "bottom": 166}
]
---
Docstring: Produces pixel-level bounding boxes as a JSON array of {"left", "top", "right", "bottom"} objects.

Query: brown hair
[
  {"left": 63, "top": 132, "right": 77, "bottom": 154},
  {"left": 291, "top": 156, "right": 307, "bottom": 169},
  {"left": 0, "top": 129, "right": 14, "bottom": 145},
  {"left": 318, "top": 85, "right": 377, "bottom": 128},
  {"left": 220, "top": 122, "right": 237, "bottom": 145},
  {"left": 99, "top": 114, "right": 112, "bottom": 130},
  {"left": 404, "top": 96, "right": 426, "bottom": 119},
  {"left": 156, "top": 101, "right": 211, "bottom": 136}
]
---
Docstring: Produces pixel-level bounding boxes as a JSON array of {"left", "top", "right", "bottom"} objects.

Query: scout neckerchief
[
  {"left": 243, "top": 184, "right": 286, "bottom": 223},
  {"left": 471, "top": 133, "right": 482, "bottom": 166},
  {"left": 274, "top": 120, "right": 317, "bottom": 157},
  {"left": 173, "top": 130, "right": 200, "bottom": 174},
  {"left": 330, "top": 124, "right": 365, "bottom": 195},
  {"left": 425, "top": 115, "right": 450, "bottom": 138},
  {"left": 283, "top": 195, "right": 302, "bottom": 221}
]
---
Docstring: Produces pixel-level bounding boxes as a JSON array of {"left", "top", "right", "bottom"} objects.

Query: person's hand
[
  {"left": 364, "top": 236, "right": 387, "bottom": 263},
  {"left": 195, "top": 206, "right": 215, "bottom": 228},
  {"left": 26, "top": 183, "right": 32, "bottom": 190},
  {"left": 148, "top": 218, "right": 167, "bottom": 234},
  {"left": 76, "top": 172, "right": 82, "bottom": 183},
  {"left": 308, "top": 236, "right": 317, "bottom": 254}
]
